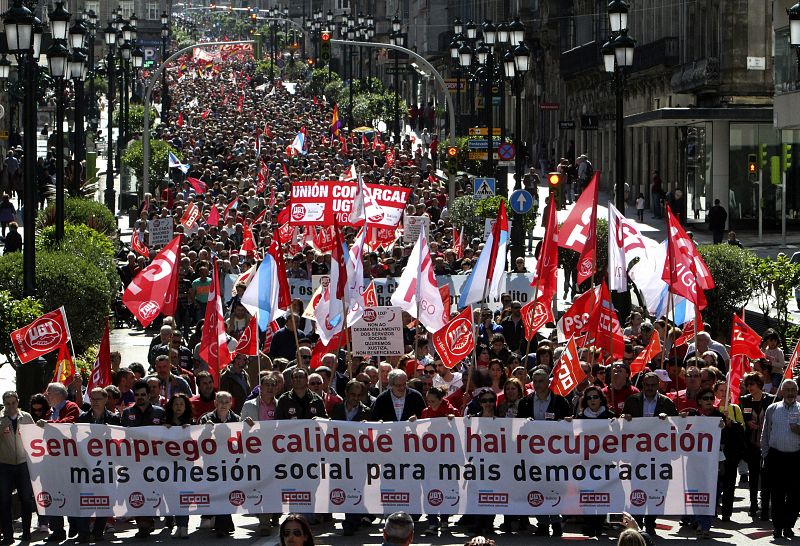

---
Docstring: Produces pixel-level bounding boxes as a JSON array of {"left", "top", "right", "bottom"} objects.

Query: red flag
[
  {"left": 257, "top": 161, "right": 268, "bottom": 194},
  {"left": 237, "top": 93, "right": 244, "bottom": 112},
  {"left": 385, "top": 149, "right": 395, "bottom": 168},
  {"left": 263, "top": 123, "right": 272, "bottom": 139},
  {"left": 674, "top": 311, "right": 704, "bottom": 347},
  {"left": 269, "top": 228, "right": 292, "bottom": 310},
  {"left": 587, "top": 282, "right": 625, "bottom": 359},
  {"left": 532, "top": 193, "right": 558, "bottom": 299},
  {"left": 176, "top": 111, "right": 184, "bottom": 127},
  {"left": 198, "top": 260, "right": 231, "bottom": 386},
  {"left": 122, "top": 236, "right": 182, "bottom": 327},
  {"left": 576, "top": 174, "right": 599, "bottom": 284},
  {"left": 730, "top": 314, "right": 766, "bottom": 360},
  {"left": 452, "top": 226, "right": 464, "bottom": 260},
  {"left": 662, "top": 205, "right": 714, "bottom": 308},
  {"left": 223, "top": 198, "right": 239, "bottom": 220},
  {"left": 262, "top": 320, "right": 280, "bottom": 353},
  {"left": 330, "top": 219, "right": 349, "bottom": 300},
  {"left": 268, "top": 185, "right": 276, "bottom": 210},
  {"left": 282, "top": 162, "right": 289, "bottom": 178},
  {"left": 520, "top": 293, "right": 555, "bottom": 341},
  {"left": 438, "top": 284, "right": 451, "bottom": 325},
  {"left": 131, "top": 231, "right": 149, "bottom": 259},
  {"left": 362, "top": 280, "right": 378, "bottom": 307},
  {"left": 550, "top": 335, "right": 585, "bottom": 397},
  {"left": 361, "top": 133, "right": 369, "bottom": 150},
  {"left": 432, "top": 306, "right": 475, "bottom": 369},
  {"left": 253, "top": 207, "right": 268, "bottom": 225},
  {"left": 310, "top": 330, "right": 344, "bottom": 369},
  {"left": 187, "top": 177, "right": 207, "bottom": 194},
  {"left": 233, "top": 315, "right": 259, "bottom": 357},
  {"left": 207, "top": 204, "right": 221, "bottom": 226},
  {"left": 728, "top": 355, "right": 747, "bottom": 405},
  {"left": 630, "top": 331, "right": 662, "bottom": 376},
  {"left": 312, "top": 226, "right": 337, "bottom": 253},
  {"left": 785, "top": 339, "right": 800, "bottom": 381},
  {"left": 52, "top": 343, "right": 77, "bottom": 387},
  {"left": 373, "top": 132, "right": 384, "bottom": 151},
  {"left": 10, "top": 307, "right": 72, "bottom": 364},
  {"left": 201, "top": 109, "right": 211, "bottom": 119},
  {"left": 556, "top": 288, "right": 596, "bottom": 341},
  {"left": 277, "top": 206, "right": 290, "bottom": 225},
  {"left": 86, "top": 317, "right": 112, "bottom": 394},
  {"left": 240, "top": 222, "right": 258, "bottom": 258},
  {"left": 180, "top": 201, "right": 201, "bottom": 230}
]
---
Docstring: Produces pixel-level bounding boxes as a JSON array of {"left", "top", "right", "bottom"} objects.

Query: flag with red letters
[{"left": 550, "top": 335, "right": 585, "bottom": 396}]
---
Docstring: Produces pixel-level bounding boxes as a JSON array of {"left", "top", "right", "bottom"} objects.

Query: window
[
  {"left": 85, "top": 1, "right": 100, "bottom": 17},
  {"left": 147, "top": 2, "right": 159, "bottom": 20},
  {"left": 119, "top": 1, "right": 134, "bottom": 18}
]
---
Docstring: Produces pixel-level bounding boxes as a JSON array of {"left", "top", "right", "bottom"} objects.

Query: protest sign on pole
[
  {"left": 22, "top": 418, "right": 720, "bottom": 517},
  {"left": 403, "top": 216, "right": 431, "bottom": 243},
  {"left": 147, "top": 218, "right": 175, "bottom": 248},
  {"left": 350, "top": 306, "right": 404, "bottom": 357}
]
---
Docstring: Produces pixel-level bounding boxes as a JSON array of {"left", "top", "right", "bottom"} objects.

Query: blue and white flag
[
  {"left": 241, "top": 254, "right": 287, "bottom": 331},
  {"left": 290, "top": 131, "right": 307, "bottom": 155},
  {"left": 168, "top": 151, "right": 190, "bottom": 174}
]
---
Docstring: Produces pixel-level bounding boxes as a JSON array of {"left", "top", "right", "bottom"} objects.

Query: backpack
[{"left": 584, "top": 161, "right": 594, "bottom": 180}]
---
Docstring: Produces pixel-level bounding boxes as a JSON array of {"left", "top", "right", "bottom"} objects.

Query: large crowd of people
[{"left": 0, "top": 46, "right": 799, "bottom": 546}]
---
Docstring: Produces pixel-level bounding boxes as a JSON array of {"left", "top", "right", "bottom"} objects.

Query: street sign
[
  {"left": 445, "top": 78, "right": 465, "bottom": 91},
  {"left": 509, "top": 189, "right": 534, "bottom": 214},
  {"left": 385, "top": 63, "right": 409, "bottom": 75},
  {"left": 539, "top": 102, "right": 560, "bottom": 111},
  {"left": 468, "top": 152, "right": 502, "bottom": 161},
  {"left": 559, "top": 120, "right": 575, "bottom": 130},
  {"left": 581, "top": 115, "right": 599, "bottom": 130},
  {"left": 468, "top": 127, "right": 501, "bottom": 136},
  {"left": 473, "top": 177, "right": 496, "bottom": 199},
  {"left": 497, "top": 142, "right": 516, "bottom": 161}
]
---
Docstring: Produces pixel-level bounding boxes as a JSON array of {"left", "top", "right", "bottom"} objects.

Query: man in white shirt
[{"left": 432, "top": 360, "right": 462, "bottom": 395}]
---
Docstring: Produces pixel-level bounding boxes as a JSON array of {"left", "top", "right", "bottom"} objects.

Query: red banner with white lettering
[
  {"left": 10, "top": 307, "right": 72, "bottom": 364},
  {"left": 432, "top": 307, "right": 474, "bottom": 369},
  {"left": 730, "top": 314, "right": 766, "bottom": 360},
  {"left": 289, "top": 181, "right": 410, "bottom": 228},
  {"left": 521, "top": 294, "right": 554, "bottom": 341},
  {"left": 630, "top": 331, "right": 662, "bottom": 376}
]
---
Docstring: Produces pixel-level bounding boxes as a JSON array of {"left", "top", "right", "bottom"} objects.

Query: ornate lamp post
[
  {"left": 47, "top": 1, "right": 71, "bottom": 241},
  {"left": 103, "top": 21, "right": 117, "bottom": 210}
]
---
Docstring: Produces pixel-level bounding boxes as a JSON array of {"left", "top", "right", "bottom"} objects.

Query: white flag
[
  {"left": 390, "top": 229, "right": 447, "bottom": 333},
  {"left": 346, "top": 228, "right": 367, "bottom": 325},
  {"left": 313, "top": 285, "right": 343, "bottom": 345},
  {"left": 608, "top": 203, "right": 651, "bottom": 293},
  {"left": 348, "top": 174, "right": 386, "bottom": 226}
]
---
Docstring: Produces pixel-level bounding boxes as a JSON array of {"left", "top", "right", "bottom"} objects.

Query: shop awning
[{"left": 625, "top": 107, "right": 773, "bottom": 128}]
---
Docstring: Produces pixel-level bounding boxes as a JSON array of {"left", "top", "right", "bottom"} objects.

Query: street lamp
[
  {"left": 69, "top": 18, "right": 88, "bottom": 168},
  {"left": 390, "top": 17, "right": 404, "bottom": 144},
  {"left": 48, "top": 2, "right": 71, "bottom": 242},
  {"left": 602, "top": 0, "right": 635, "bottom": 213},
  {"left": 4, "top": 0, "right": 36, "bottom": 296},
  {"left": 161, "top": 17, "right": 171, "bottom": 124},
  {"left": 347, "top": 20, "right": 355, "bottom": 130},
  {"left": 103, "top": 21, "right": 116, "bottom": 210}
]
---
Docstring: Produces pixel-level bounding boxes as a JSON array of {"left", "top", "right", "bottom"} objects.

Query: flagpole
[
  {"left": 725, "top": 308, "right": 746, "bottom": 414},
  {"left": 413, "top": 231, "right": 424, "bottom": 363},
  {"left": 60, "top": 306, "right": 79, "bottom": 368},
  {"left": 607, "top": 203, "right": 614, "bottom": 363}
]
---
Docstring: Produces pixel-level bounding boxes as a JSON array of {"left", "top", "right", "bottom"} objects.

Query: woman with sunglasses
[
  {"left": 685, "top": 387, "right": 727, "bottom": 538},
  {"left": 279, "top": 514, "right": 315, "bottom": 546}
]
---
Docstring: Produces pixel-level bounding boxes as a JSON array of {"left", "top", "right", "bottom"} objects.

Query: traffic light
[
  {"left": 547, "top": 172, "right": 562, "bottom": 187},
  {"left": 783, "top": 144, "right": 792, "bottom": 172},
  {"left": 747, "top": 153, "right": 758, "bottom": 182},
  {"left": 320, "top": 30, "right": 331, "bottom": 65},
  {"left": 759, "top": 143, "right": 767, "bottom": 169},
  {"left": 445, "top": 146, "right": 459, "bottom": 175}
]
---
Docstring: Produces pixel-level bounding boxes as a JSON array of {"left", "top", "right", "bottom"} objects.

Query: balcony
[
  {"left": 671, "top": 57, "right": 721, "bottom": 94},
  {"left": 560, "top": 41, "right": 600, "bottom": 79},
  {"left": 630, "top": 36, "right": 679, "bottom": 73}
]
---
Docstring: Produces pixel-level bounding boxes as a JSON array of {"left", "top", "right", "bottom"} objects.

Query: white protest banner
[
  {"left": 22, "top": 418, "right": 719, "bottom": 517},
  {"left": 290, "top": 181, "right": 410, "bottom": 227},
  {"left": 288, "top": 278, "right": 314, "bottom": 304},
  {"left": 148, "top": 218, "right": 174, "bottom": 248},
  {"left": 350, "top": 306, "right": 404, "bottom": 356},
  {"left": 403, "top": 216, "right": 430, "bottom": 243},
  {"left": 483, "top": 218, "right": 513, "bottom": 240}
]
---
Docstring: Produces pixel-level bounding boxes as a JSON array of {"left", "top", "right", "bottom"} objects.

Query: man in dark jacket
[
  {"left": 74, "top": 388, "right": 121, "bottom": 542},
  {"left": 517, "top": 368, "right": 572, "bottom": 536},
  {"left": 122, "top": 380, "right": 166, "bottom": 539},
  {"left": 1, "top": 222, "right": 21, "bottom": 254},
  {"left": 275, "top": 368, "right": 328, "bottom": 420},
  {"left": 707, "top": 199, "right": 728, "bottom": 244},
  {"left": 370, "top": 369, "right": 425, "bottom": 422}
]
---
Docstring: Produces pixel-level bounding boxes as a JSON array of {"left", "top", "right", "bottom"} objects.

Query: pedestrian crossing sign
[{"left": 473, "top": 177, "right": 496, "bottom": 199}]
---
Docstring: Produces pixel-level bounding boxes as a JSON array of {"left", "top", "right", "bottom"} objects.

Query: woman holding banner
[{"left": 164, "top": 394, "right": 194, "bottom": 538}]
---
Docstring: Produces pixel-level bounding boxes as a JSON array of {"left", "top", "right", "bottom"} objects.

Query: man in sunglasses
[
  {"left": 622, "top": 372, "right": 678, "bottom": 535},
  {"left": 517, "top": 369, "right": 572, "bottom": 536},
  {"left": 275, "top": 368, "right": 328, "bottom": 420}
]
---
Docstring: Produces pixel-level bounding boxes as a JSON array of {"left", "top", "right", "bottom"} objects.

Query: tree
[
  {"left": 122, "top": 139, "right": 181, "bottom": 190},
  {"left": 697, "top": 244, "right": 759, "bottom": 341},
  {"left": 0, "top": 290, "right": 43, "bottom": 367},
  {"left": 752, "top": 254, "right": 800, "bottom": 348}
]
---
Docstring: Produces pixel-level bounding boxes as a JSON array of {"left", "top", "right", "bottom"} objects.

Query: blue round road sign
[
  {"left": 497, "top": 142, "right": 515, "bottom": 161},
  {"left": 509, "top": 189, "right": 534, "bottom": 214}
]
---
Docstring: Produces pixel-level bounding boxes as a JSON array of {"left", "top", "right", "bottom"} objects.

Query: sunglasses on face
[
  {"left": 309, "top": 381, "right": 322, "bottom": 386},
  {"left": 282, "top": 529, "right": 303, "bottom": 537},
  {"left": 480, "top": 398, "right": 496, "bottom": 404},
  {"left": 584, "top": 395, "right": 601, "bottom": 401},
  {"left": 699, "top": 396, "right": 715, "bottom": 401},
  {"left": 424, "top": 369, "right": 436, "bottom": 375}
]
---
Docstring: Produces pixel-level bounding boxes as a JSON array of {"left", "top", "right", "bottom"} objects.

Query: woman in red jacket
[{"left": 420, "top": 387, "right": 460, "bottom": 536}]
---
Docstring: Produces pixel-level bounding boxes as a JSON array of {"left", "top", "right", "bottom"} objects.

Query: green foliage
[
  {"left": 282, "top": 60, "right": 310, "bottom": 81},
  {"left": 752, "top": 254, "right": 800, "bottom": 348},
  {"left": 447, "top": 196, "right": 483, "bottom": 240},
  {"left": 126, "top": 104, "right": 158, "bottom": 136},
  {"left": 0, "top": 290, "right": 43, "bottom": 366},
  {"left": 74, "top": 344, "right": 99, "bottom": 380},
  {"left": 309, "top": 68, "right": 339, "bottom": 95},
  {"left": 91, "top": 76, "right": 108, "bottom": 97},
  {"left": 697, "top": 244, "right": 759, "bottom": 340},
  {"left": 37, "top": 197, "right": 117, "bottom": 237},
  {"left": 0, "top": 251, "right": 114, "bottom": 354},
  {"left": 37, "top": 223, "right": 121, "bottom": 295},
  {"left": 255, "top": 59, "right": 278, "bottom": 77},
  {"left": 474, "top": 196, "right": 538, "bottom": 234},
  {"left": 122, "top": 139, "right": 180, "bottom": 190}
]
